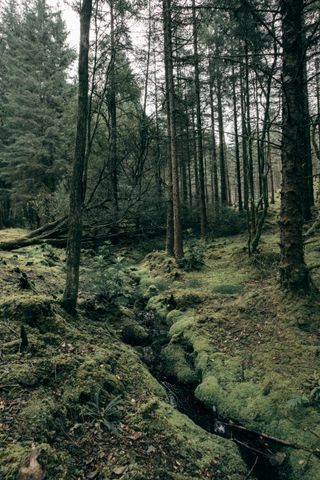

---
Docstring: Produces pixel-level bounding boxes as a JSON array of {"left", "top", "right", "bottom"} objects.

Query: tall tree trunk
[
  {"left": 255, "top": 76, "right": 263, "bottom": 198},
  {"left": 163, "top": 0, "right": 183, "bottom": 260},
  {"left": 185, "top": 100, "right": 193, "bottom": 209},
  {"left": 154, "top": 54, "right": 163, "bottom": 200},
  {"left": 245, "top": 41, "right": 256, "bottom": 233},
  {"left": 109, "top": 0, "right": 118, "bottom": 217},
  {"left": 279, "top": 0, "right": 310, "bottom": 292},
  {"left": 316, "top": 59, "right": 320, "bottom": 158},
  {"left": 62, "top": 0, "right": 92, "bottom": 313},
  {"left": 192, "top": 0, "right": 207, "bottom": 236},
  {"left": 217, "top": 70, "right": 228, "bottom": 205},
  {"left": 301, "top": 15, "right": 313, "bottom": 219},
  {"left": 232, "top": 64, "right": 243, "bottom": 211},
  {"left": 268, "top": 128, "right": 275, "bottom": 205},
  {"left": 209, "top": 71, "right": 219, "bottom": 213},
  {"left": 191, "top": 106, "right": 199, "bottom": 200},
  {"left": 240, "top": 65, "right": 249, "bottom": 210},
  {"left": 166, "top": 147, "right": 174, "bottom": 256}
]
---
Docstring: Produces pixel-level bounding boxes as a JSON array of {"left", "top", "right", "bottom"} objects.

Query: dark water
[{"left": 158, "top": 380, "right": 288, "bottom": 480}]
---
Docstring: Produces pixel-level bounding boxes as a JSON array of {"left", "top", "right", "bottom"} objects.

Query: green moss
[
  {"left": 19, "top": 393, "right": 58, "bottom": 440},
  {"left": 0, "top": 442, "right": 73, "bottom": 479},
  {"left": 166, "top": 309, "right": 184, "bottom": 325},
  {"left": 168, "top": 310, "right": 195, "bottom": 336},
  {"left": 121, "top": 322, "right": 149, "bottom": 345},
  {"left": 212, "top": 284, "right": 244, "bottom": 295},
  {"left": 167, "top": 409, "right": 246, "bottom": 479},
  {"left": 172, "top": 290, "right": 205, "bottom": 310},
  {"left": 0, "top": 442, "right": 29, "bottom": 479},
  {"left": 128, "top": 399, "right": 246, "bottom": 479},
  {"left": 62, "top": 348, "right": 122, "bottom": 405},
  {"left": 146, "top": 294, "right": 168, "bottom": 322},
  {"left": 0, "top": 295, "right": 66, "bottom": 333},
  {"left": 162, "top": 342, "right": 199, "bottom": 384}
]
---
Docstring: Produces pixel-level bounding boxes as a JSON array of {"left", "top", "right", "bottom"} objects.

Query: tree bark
[
  {"left": 163, "top": 0, "right": 183, "bottom": 260},
  {"left": 192, "top": 0, "right": 207, "bottom": 236},
  {"left": 240, "top": 64, "right": 249, "bottom": 211},
  {"left": 62, "top": 0, "right": 92, "bottom": 313},
  {"left": 217, "top": 70, "right": 227, "bottom": 206},
  {"left": 279, "top": 0, "right": 310, "bottom": 293},
  {"left": 109, "top": 0, "right": 119, "bottom": 217},
  {"left": 232, "top": 64, "right": 243, "bottom": 211}
]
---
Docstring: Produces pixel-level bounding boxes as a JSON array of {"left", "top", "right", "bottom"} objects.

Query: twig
[
  {"left": 223, "top": 421, "right": 320, "bottom": 456},
  {"left": 245, "top": 456, "right": 258, "bottom": 480},
  {"left": 0, "top": 384, "right": 19, "bottom": 389},
  {"left": 233, "top": 438, "right": 272, "bottom": 459}
]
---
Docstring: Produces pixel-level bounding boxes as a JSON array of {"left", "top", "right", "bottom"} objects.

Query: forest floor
[{"left": 1, "top": 210, "right": 320, "bottom": 480}]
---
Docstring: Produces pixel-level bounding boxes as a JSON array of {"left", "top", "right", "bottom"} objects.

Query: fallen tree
[{"left": 0, "top": 226, "right": 165, "bottom": 251}]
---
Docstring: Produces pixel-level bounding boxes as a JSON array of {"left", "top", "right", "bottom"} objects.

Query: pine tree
[{"left": 0, "top": 0, "right": 74, "bottom": 226}]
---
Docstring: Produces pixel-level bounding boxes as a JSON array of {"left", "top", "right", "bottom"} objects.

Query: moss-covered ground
[
  {"left": 1, "top": 215, "right": 320, "bottom": 479},
  {"left": 0, "top": 230, "right": 246, "bottom": 479}
]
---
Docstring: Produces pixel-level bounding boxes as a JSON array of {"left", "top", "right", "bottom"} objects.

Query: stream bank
[{"left": 130, "top": 307, "right": 288, "bottom": 480}]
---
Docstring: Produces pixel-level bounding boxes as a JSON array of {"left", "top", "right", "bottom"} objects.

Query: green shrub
[
  {"left": 180, "top": 239, "right": 206, "bottom": 272},
  {"left": 85, "top": 243, "right": 131, "bottom": 304},
  {"left": 210, "top": 207, "right": 247, "bottom": 237}
]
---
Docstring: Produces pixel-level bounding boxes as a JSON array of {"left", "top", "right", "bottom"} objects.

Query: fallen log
[
  {"left": 0, "top": 227, "right": 165, "bottom": 251},
  {"left": 25, "top": 216, "right": 68, "bottom": 239}
]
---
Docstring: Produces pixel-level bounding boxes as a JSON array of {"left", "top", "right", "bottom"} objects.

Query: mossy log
[{"left": 0, "top": 227, "right": 165, "bottom": 251}]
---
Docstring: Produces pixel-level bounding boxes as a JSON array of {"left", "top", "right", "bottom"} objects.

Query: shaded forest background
[{"left": 0, "top": 0, "right": 319, "bottom": 291}]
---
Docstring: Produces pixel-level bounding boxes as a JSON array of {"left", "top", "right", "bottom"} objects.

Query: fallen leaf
[
  {"left": 18, "top": 444, "right": 45, "bottom": 480},
  {"left": 127, "top": 431, "right": 142, "bottom": 440},
  {"left": 146, "top": 445, "right": 156, "bottom": 454},
  {"left": 70, "top": 423, "right": 82, "bottom": 433},
  {"left": 113, "top": 465, "right": 128, "bottom": 475},
  {"left": 87, "top": 469, "right": 99, "bottom": 479}
]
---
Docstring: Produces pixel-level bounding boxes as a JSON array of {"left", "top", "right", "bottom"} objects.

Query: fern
[
  {"left": 287, "top": 394, "right": 310, "bottom": 409},
  {"left": 83, "top": 391, "right": 122, "bottom": 433}
]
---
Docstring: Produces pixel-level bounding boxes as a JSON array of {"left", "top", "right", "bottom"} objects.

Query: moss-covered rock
[
  {"left": 162, "top": 343, "right": 199, "bottom": 385},
  {"left": 121, "top": 322, "right": 149, "bottom": 345},
  {"left": 61, "top": 348, "right": 122, "bottom": 406},
  {"left": 0, "top": 295, "right": 66, "bottom": 333}
]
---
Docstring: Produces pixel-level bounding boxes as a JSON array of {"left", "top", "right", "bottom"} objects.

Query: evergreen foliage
[{"left": 0, "top": 0, "right": 75, "bottom": 226}]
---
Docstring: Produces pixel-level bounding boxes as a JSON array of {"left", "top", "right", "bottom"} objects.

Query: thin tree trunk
[
  {"left": 154, "top": 55, "right": 163, "bottom": 200},
  {"left": 62, "top": 0, "right": 92, "bottom": 313},
  {"left": 192, "top": 0, "right": 207, "bottom": 236},
  {"left": 109, "top": 0, "right": 118, "bottom": 217},
  {"left": 232, "top": 64, "right": 243, "bottom": 211},
  {"left": 255, "top": 76, "right": 263, "bottom": 198},
  {"left": 217, "top": 71, "right": 227, "bottom": 205},
  {"left": 268, "top": 128, "right": 275, "bottom": 205},
  {"left": 301, "top": 15, "right": 313, "bottom": 219},
  {"left": 245, "top": 41, "right": 256, "bottom": 234},
  {"left": 185, "top": 100, "right": 193, "bottom": 209},
  {"left": 240, "top": 65, "right": 249, "bottom": 211},
  {"left": 191, "top": 106, "right": 199, "bottom": 200},
  {"left": 209, "top": 65, "right": 219, "bottom": 214}
]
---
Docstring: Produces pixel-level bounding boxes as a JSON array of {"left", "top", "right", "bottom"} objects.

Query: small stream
[{"left": 134, "top": 309, "right": 290, "bottom": 480}]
